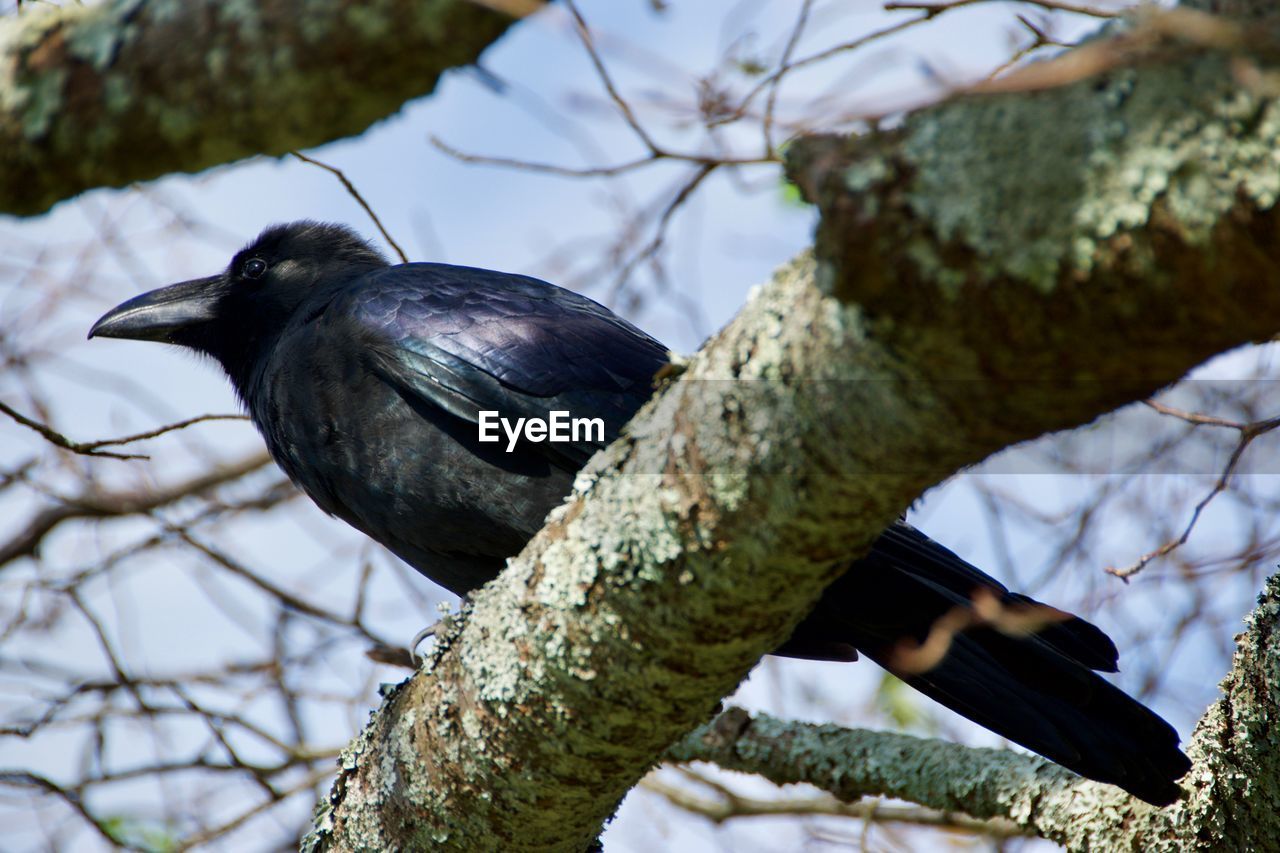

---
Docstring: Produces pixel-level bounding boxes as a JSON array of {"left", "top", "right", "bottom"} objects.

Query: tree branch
[
  {"left": 0, "top": 451, "right": 275, "bottom": 570},
  {"left": 0, "top": 0, "right": 528, "bottom": 216},
  {"left": 667, "top": 708, "right": 1082, "bottom": 835},
  {"left": 641, "top": 771, "right": 1027, "bottom": 838}
]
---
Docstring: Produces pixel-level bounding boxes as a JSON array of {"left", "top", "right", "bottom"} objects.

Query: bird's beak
[{"left": 89, "top": 275, "right": 224, "bottom": 343}]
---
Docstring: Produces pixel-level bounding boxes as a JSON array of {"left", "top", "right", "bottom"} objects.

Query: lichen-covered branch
[
  {"left": 787, "top": 41, "right": 1280, "bottom": 449},
  {"left": 303, "top": 16, "right": 1280, "bottom": 853},
  {"left": 667, "top": 707, "right": 1093, "bottom": 838},
  {"left": 0, "top": 0, "right": 523, "bottom": 216},
  {"left": 673, "top": 573, "right": 1280, "bottom": 850}
]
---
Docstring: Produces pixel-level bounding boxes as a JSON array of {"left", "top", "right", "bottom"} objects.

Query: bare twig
[
  {"left": 174, "top": 767, "right": 335, "bottom": 851},
  {"left": 720, "top": 13, "right": 934, "bottom": 132},
  {"left": 605, "top": 162, "right": 717, "bottom": 303},
  {"left": 970, "top": 8, "right": 1245, "bottom": 96},
  {"left": 644, "top": 768, "right": 1028, "bottom": 837},
  {"left": 291, "top": 152, "right": 409, "bottom": 263},
  {"left": 83, "top": 413, "right": 248, "bottom": 450},
  {"left": 0, "top": 772, "right": 148, "bottom": 852},
  {"left": 1, "top": 400, "right": 145, "bottom": 460},
  {"left": 176, "top": 530, "right": 399, "bottom": 651},
  {"left": 431, "top": 139, "right": 656, "bottom": 177},
  {"left": 563, "top": 0, "right": 660, "bottom": 152},
  {"left": 430, "top": 136, "right": 773, "bottom": 177},
  {"left": 884, "top": 0, "right": 1121, "bottom": 19},
  {"left": 0, "top": 452, "right": 274, "bottom": 568},
  {"left": 1107, "top": 404, "right": 1280, "bottom": 580},
  {"left": 761, "top": 0, "right": 815, "bottom": 152},
  {"left": 985, "top": 14, "right": 1070, "bottom": 80}
]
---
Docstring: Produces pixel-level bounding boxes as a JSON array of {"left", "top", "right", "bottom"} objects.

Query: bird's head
[{"left": 89, "top": 221, "right": 388, "bottom": 379}]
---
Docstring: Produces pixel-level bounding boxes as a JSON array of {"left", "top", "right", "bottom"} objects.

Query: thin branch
[
  {"left": 1, "top": 400, "right": 144, "bottom": 460},
  {"left": 985, "top": 15, "right": 1070, "bottom": 81},
  {"left": 642, "top": 772, "right": 1028, "bottom": 837},
  {"left": 1107, "top": 406, "right": 1280, "bottom": 580},
  {"left": 82, "top": 413, "right": 248, "bottom": 451},
  {"left": 0, "top": 452, "right": 273, "bottom": 569},
  {"left": 722, "top": 13, "right": 934, "bottom": 130},
  {"left": 64, "top": 589, "right": 151, "bottom": 715},
  {"left": 431, "top": 138, "right": 658, "bottom": 177},
  {"left": 563, "top": 0, "right": 660, "bottom": 152},
  {"left": 461, "top": 0, "right": 545, "bottom": 17},
  {"left": 176, "top": 531, "right": 397, "bottom": 651},
  {"left": 1143, "top": 399, "right": 1249, "bottom": 430},
  {"left": 606, "top": 161, "right": 717, "bottom": 303},
  {"left": 884, "top": 0, "right": 1121, "bottom": 19},
  {"left": 887, "top": 587, "right": 1070, "bottom": 674},
  {"left": 174, "top": 767, "right": 334, "bottom": 852},
  {"left": 431, "top": 135, "right": 777, "bottom": 179},
  {"left": 969, "top": 8, "right": 1245, "bottom": 97},
  {"left": 762, "top": 0, "right": 815, "bottom": 152},
  {"left": 291, "top": 152, "right": 409, "bottom": 263},
  {"left": 0, "top": 771, "right": 148, "bottom": 852}
]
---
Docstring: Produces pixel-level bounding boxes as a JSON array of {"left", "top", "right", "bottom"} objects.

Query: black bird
[{"left": 90, "top": 221, "right": 1191, "bottom": 805}]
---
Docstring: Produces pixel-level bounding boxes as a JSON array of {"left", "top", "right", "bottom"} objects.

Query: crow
[{"left": 90, "top": 221, "right": 1191, "bottom": 805}]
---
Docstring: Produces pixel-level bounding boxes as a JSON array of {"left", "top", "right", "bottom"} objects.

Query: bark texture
[{"left": 0, "top": 0, "right": 520, "bottom": 216}]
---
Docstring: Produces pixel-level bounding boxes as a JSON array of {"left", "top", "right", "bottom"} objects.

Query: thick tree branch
[
  {"left": 787, "top": 53, "right": 1280, "bottom": 447},
  {"left": 0, "top": 0, "right": 527, "bottom": 216},
  {"left": 303, "top": 16, "right": 1280, "bottom": 853}
]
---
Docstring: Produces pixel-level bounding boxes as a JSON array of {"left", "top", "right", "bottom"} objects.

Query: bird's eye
[{"left": 243, "top": 258, "right": 268, "bottom": 279}]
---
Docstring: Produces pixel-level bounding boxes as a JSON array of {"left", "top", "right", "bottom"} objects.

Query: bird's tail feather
[{"left": 778, "top": 523, "right": 1191, "bottom": 806}]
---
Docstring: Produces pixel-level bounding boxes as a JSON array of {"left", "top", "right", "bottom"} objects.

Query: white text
[{"left": 477, "top": 410, "right": 605, "bottom": 452}]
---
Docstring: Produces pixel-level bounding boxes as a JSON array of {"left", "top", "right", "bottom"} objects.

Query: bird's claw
[{"left": 410, "top": 620, "right": 444, "bottom": 667}]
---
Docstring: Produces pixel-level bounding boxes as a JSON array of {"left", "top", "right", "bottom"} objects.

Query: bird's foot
[
  {"left": 410, "top": 620, "right": 444, "bottom": 666},
  {"left": 410, "top": 599, "right": 460, "bottom": 667}
]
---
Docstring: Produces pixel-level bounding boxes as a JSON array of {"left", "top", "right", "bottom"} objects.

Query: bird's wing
[{"left": 333, "top": 263, "right": 670, "bottom": 468}]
